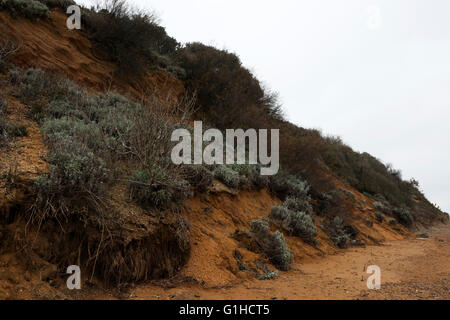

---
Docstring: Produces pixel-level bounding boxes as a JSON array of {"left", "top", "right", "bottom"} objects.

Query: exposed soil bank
[{"left": 127, "top": 223, "right": 449, "bottom": 300}]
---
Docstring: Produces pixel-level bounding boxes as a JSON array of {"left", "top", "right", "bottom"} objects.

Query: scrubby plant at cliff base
[
  {"left": 375, "top": 211, "right": 385, "bottom": 222},
  {"left": 250, "top": 219, "right": 292, "bottom": 271},
  {"left": 8, "top": 68, "right": 196, "bottom": 283},
  {"left": 393, "top": 208, "right": 414, "bottom": 227},
  {"left": 283, "top": 196, "right": 313, "bottom": 216},
  {"left": 269, "top": 206, "right": 317, "bottom": 245},
  {"left": 328, "top": 216, "right": 351, "bottom": 248}
]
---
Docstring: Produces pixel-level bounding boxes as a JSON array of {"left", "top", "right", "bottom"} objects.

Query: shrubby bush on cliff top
[
  {"left": 83, "top": 0, "right": 179, "bottom": 76},
  {"left": 0, "top": 0, "right": 50, "bottom": 19}
]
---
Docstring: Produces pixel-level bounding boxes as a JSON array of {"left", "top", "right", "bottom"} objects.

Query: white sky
[{"left": 78, "top": 0, "right": 450, "bottom": 213}]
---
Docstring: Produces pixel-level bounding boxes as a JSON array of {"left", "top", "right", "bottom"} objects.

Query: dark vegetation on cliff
[{"left": 0, "top": 0, "right": 447, "bottom": 285}]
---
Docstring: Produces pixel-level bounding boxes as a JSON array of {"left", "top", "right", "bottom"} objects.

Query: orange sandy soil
[
  {"left": 126, "top": 223, "right": 450, "bottom": 300},
  {"left": 1, "top": 8, "right": 448, "bottom": 301},
  {"left": 0, "top": 9, "right": 184, "bottom": 99}
]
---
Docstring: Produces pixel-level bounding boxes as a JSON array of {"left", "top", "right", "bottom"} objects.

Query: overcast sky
[{"left": 79, "top": 0, "right": 450, "bottom": 213}]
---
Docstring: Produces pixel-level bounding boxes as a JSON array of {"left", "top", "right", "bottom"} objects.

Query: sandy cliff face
[
  {"left": 0, "top": 9, "right": 184, "bottom": 98},
  {"left": 0, "top": 7, "right": 444, "bottom": 300}
]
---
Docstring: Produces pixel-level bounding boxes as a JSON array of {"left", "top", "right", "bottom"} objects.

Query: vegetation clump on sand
[
  {"left": 269, "top": 206, "right": 317, "bottom": 245},
  {"left": 250, "top": 220, "right": 292, "bottom": 271}
]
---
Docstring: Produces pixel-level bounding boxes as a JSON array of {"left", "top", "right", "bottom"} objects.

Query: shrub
[
  {"left": 283, "top": 196, "right": 313, "bottom": 215},
  {"left": 373, "top": 201, "right": 385, "bottom": 211},
  {"left": 333, "top": 235, "right": 350, "bottom": 248},
  {"left": 388, "top": 218, "right": 397, "bottom": 225},
  {"left": 250, "top": 219, "right": 292, "bottom": 271},
  {"left": 269, "top": 206, "right": 317, "bottom": 245},
  {"left": 183, "top": 165, "right": 213, "bottom": 193},
  {"left": 268, "top": 170, "right": 310, "bottom": 200},
  {"left": 250, "top": 219, "right": 270, "bottom": 239},
  {"left": 33, "top": 139, "right": 110, "bottom": 219},
  {"left": 393, "top": 208, "right": 414, "bottom": 227},
  {"left": 230, "top": 164, "right": 268, "bottom": 189},
  {"left": 375, "top": 211, "right": 385, "bottom": 222},
  {"left": 129, "top": 166, "right": 191, "bottom": 208},
  {"left": 213, "top": 165, "right": 242, "bottom": 189},
  {"left": 11, "top": 68, "right": 194, "bottom": 218},
  {"left": 83, "top": 0, "right": 179, "bottom": 75},
  {"left": 177, "top": 43, "right": 282, "bottom": 129},
  {"left": 0, "top": 96, "right": 28, "bottom": 145},
  {"left": 267, "top": 231, "right": 292, "bottom": 271},
  {"left": 0, "top": 0, "right": 50, "bottom": 20},
  {"left": 41, "top": 0, "right": 75, "bottom": 10},
  {"left": 327, "top": 216, "right": 351, "bottom": 248}
]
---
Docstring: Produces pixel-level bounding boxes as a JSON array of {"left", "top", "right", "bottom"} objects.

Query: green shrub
[
  {"left": 0, "top": 0, "right": 50, "bottom": 19},
  {"left": 129, "top": 166, "right": 191, "bottom": 208},
  {"left": 267, "top": 231, "right": 292, "bottom": 271},
  {"left": 176, "top": 42, "right": 282, "bottom": 129},
  {"left": 250, "top": 220, "right": 292, "bottom": 271},
  {"left": 388, "top": 218, "right": 397, "bottom": 225},
  {"left": 40, "top": 0, "right": 75, "bottom": 10},
  {"left": 269, "top": 206, "right": 317, "bottom": 245},
  {"left": 375, "top": 211, "right": 385, "bottom": 222},
  {"left": 10, "top": 68, "right": 193, "bottom": 218},
  {"left": 393, "top": 208, "right": 414, "bottom": 227},
  {"left": 333, "top": 234, "right": 350, "bottom": 248},
  {"left": 230, "top": 164, "right": 268, "bottom": 189},
  {"left": 373, "top": 201, "right": 385, "bottom": 211},
  {"left": 213, "top": 165, "right": 242, "bottom": 189},
  {"left": 268, "top": 170, "right": 310, "bottom": 200},
  {"left": 283, "top": 196, "right": 313, "bottom": 215},
  {"left": 35, "top": 140, "right": 110, "bottom": 201},
  {"left": 183, "top": 165, "right": 213, "bottom": 193},
  {"left": 83, "top": 0, "right": 179, "bottom": 75}
]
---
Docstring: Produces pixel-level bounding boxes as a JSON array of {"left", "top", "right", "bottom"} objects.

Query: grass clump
[
  {"left": 269, "top": 206, "right": 317, "bottom": 245},
  {"left": 250, "top": 219, "right": 292, "bottom": 271}
]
